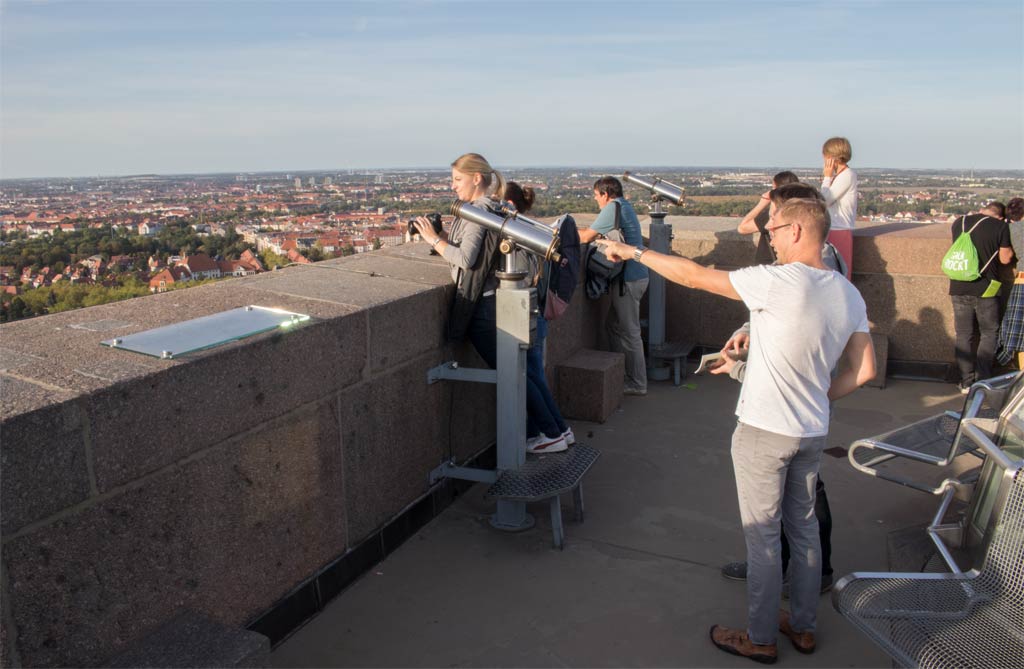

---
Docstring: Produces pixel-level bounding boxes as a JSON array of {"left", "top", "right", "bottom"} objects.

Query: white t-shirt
[
  {"left": 728, "top": 263, "right": 869, "bottom": 438},
  {"left": 821, "top": 167, "right": 858, "bottom": 230}
]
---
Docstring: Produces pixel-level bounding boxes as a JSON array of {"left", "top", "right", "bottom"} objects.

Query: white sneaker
[
  {"left": 526, "top": 434, "right": 567, "bottom": 454},
  {"left": 562, "top": 427, "right": 576, "bottom": 445}
]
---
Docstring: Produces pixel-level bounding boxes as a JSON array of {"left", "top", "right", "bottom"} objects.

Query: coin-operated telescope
[
  {"left": 622, "top": 171, "right": 685, "bottom": 206},
  {"left": 426, "top": 197, "right": 598, "bottom": 540},
  {"left": 621, "top": 172, "right": 685, "bottom": 383},
  {"left": 449, "top": 199, "right": 562, "bottom": 264}
]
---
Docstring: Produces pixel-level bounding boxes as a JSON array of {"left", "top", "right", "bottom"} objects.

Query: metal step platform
[{"left": 486, "top": 444, "right": 600, "bottom": 549}]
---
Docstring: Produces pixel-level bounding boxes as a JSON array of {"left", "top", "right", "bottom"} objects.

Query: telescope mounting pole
[
  {"left": 646, "top": 197, "right": 671, "bottom": 381},
  {"left": 491, "top": 240, "right": 535, "bottom": 531}
]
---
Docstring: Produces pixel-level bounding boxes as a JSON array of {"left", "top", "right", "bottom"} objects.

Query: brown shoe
[
  {"left": 709, "top": 625, "right": 777, "bottom": 664},
  {"left": 778, "top": 610, "right": 816, "bottom": 654}
]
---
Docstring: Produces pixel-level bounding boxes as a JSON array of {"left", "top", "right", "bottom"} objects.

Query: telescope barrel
[
  {"left": 449, "top": 200, "right": 561, "bottom": 263},
  {"left": 622, "top": 171, "right": 685, "bottom": 205}
]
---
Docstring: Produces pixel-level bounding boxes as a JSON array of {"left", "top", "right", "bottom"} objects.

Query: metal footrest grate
[{"left": 487, "top": 444, "right": 600, "bottom": 502}]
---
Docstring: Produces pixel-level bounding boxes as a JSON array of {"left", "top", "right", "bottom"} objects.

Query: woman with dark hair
[
  {"left": 502, "top": 181, "right": 573, "bottom": 453},
  {"left": 738, "top": 170, "right": 800, "bottom": 265},
  {"left": 997, "top": 197, "right": 1024, "bottom": 367}
]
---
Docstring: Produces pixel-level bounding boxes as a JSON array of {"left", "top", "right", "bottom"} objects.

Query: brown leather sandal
[{"left": 709, "top": 624, "right": 778, "bottom": 664}]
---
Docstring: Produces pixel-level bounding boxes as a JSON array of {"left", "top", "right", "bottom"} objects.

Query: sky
[{"left": 1, "top": 0, "right": 1022, "bottom": 179}]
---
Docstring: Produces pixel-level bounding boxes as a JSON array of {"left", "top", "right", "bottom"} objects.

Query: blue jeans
[
  {"left": 467, "top": 296, "right": 564, "bottom": 439},
  {"left": 951, "top": 294, "right": 1000, "bottom": 385},
  {"left": 526, "top": 315, "right": 568, "bottom": 439}
]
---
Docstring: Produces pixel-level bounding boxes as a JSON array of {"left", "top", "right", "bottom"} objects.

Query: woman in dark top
[{"left": 737, "top": 171, "right": 799, "bottom": 265}]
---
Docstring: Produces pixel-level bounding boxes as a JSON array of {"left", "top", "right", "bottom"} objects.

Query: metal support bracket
[
  {"left": 429, "top": 460, "right": 499, "bottom": 486},
  {"left": 427, "top": 361, "right": 497, "bottom": 385}
]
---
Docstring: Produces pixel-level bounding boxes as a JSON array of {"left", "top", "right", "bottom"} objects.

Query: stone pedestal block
[
  {"left": 868, "top": 332, "right": 889, "bottom": 389},
  {"left": 556, "top": 349, "right": 624, "bottom": 423}
]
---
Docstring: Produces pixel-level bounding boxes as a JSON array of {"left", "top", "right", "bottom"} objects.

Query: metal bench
[
  {"left": 847, "top": 373, "right": 1017, "bottom": 495},
  {"left": 486, "top": 444, "right": 600, "bottom": 550},
  {"left": 833, "top": 382, "right": 1024, "bottom": 669},
  {"left": 649, "top": 341, "right": 694, "bottom": 386},
  {"left": 832, "top": 468, "right": 1024, "bottom": 669}
]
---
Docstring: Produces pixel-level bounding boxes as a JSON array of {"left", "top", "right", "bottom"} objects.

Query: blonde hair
[
  {"left": 822, "top": 137, "right": 852, "bottom": 164},
  {"left": 777, "top": 197, "right": 831, "bottom": 241},
  {"left": 451, "top": 152, "right": 506, "bottom": 198}
]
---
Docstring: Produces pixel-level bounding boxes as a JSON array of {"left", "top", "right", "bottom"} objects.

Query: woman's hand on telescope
[{"left": 594, "top": 238, "right": 632, "bottom": 262}]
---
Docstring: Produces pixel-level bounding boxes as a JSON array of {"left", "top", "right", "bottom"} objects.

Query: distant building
[
  {"left": 179, "top": 253, "right": 221, "bottom": 280},
  {"left": 294, "top": 177, "right": 302, "bottom": 190},
  {"left": 149, "top": 266, "right": 192, "bottom": 293}
]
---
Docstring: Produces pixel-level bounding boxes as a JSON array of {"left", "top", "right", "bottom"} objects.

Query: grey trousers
[
  {"left": 607, "top": 277, "right": 648, "bottom": 392},
  {"left": 731, "top": 421, "right": 825, "bottom": 645}
]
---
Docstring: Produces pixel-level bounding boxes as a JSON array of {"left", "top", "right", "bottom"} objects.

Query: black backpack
[{"left": 537, "top": 214, "right": 581, "bottom": 320}]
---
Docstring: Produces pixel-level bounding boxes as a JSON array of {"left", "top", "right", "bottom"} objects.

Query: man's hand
[
  {"left": 595, "top": 238, "right": 632, "bottom": 261},
  {"left": 721, "top": 332, "right": 750, "bottom": 357},
  {"left": 709, "top": 350, "right": 739, "bottom": 375}
]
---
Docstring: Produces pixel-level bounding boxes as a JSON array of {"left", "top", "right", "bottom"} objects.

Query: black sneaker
[{"left": 721, "top": 561, "right": 747, "bottom": 581}]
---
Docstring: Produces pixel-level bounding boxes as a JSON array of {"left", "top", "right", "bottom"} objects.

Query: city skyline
[{"left": 2, "top": 0, "right": 1023, "bottom": 179}]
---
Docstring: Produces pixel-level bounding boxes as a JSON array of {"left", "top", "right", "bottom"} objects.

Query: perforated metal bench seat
[
  {"left": 486, "top": 444, "right": 600, "bottom": 549},
  {"left": 833, "top": 471, "right": 1024, "bottom": 669}
]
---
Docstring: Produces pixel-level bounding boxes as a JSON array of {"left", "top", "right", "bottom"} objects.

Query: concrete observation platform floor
[{"left": 272, "top": 374, "right": 967, "bottom": 668}]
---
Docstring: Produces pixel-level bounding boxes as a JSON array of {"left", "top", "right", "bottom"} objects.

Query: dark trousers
[
  {"left": 466, "top": 295, "right": 562, "bottom": 438},
  {"left": 951, "top": 294, "right": 1000, "bottom": 385},
  {"left": 781, "top": 477, "right": 833, "bottom": 576}
]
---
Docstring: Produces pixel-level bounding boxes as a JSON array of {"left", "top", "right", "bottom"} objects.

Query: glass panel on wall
[{"left": 101, "top": 306, "right": 311, "bottom": 359}]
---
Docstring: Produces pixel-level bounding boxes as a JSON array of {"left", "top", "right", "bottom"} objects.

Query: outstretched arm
[
  {"left": 596, "top": 239, "right": 741, "bottom": 300},
  {"left": 828, "top": 331, "right": 876, "bottom": 401}
]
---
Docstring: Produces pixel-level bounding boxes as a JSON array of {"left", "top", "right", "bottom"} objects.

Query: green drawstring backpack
[{"left": 942, "top": 216, "right": 997, "bottom": 282}]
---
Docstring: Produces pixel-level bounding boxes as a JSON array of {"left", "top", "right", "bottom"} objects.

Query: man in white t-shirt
[{"left": 597, "top": 198, "right": 874, "bottom": 663}]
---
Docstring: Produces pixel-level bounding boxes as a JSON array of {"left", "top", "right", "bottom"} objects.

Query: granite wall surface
[{"left": 0, "top": 221, "right": 963, "bottom": 666}]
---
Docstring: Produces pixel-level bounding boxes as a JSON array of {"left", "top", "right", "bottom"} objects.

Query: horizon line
[{"left": 3, "top": 164, "right": 1023, "bottom": 182}]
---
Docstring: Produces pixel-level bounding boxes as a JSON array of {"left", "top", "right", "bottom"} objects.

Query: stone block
[
  {"left": 1, "top": 400, "right": 91, "bottom": 534},
  {"left": 556, "top": 349, "right": 624, "bottom": 423},
  {"left": 85, "top": 312, "right": 366, "bottom": 492},
  {"left": 339, "top": 353, "right": 465, "bottom": 542},
  {"left": 867, "top": 332, "right": 889, "bottom": 389},
  {"left": 3, "top": 399, "right": 346, "bottom": 668},
  {"left": 367, "top": 291, "right": 448, "bottom": 373},
  {"left": 107, "top": 610, "right": 269, "bottom": 668}
]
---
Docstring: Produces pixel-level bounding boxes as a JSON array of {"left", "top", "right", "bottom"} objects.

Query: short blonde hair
[
  {"left": 451, "top": 152, "right": 505, "bottom": 198},
  {"left": 822, "top": 137, "right": 852, "bottom": 164},
  {"left": 776, "top": 198, "right": 831, "bottom": 241}
]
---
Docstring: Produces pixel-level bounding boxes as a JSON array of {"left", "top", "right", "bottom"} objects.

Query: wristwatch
[{"left": 633, "top": 247, "right": 647, "bottom": 263}]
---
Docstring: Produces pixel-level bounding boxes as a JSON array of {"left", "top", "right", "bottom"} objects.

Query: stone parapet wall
[
  {"left": 0, "top": 244, "right": 606, "bottom": 667},
  {"left": 0, "top": 219, "right": 963, "bottom": 666},
  {"left": 657, "top": 218, "right": 966, "bottom": 366}
]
